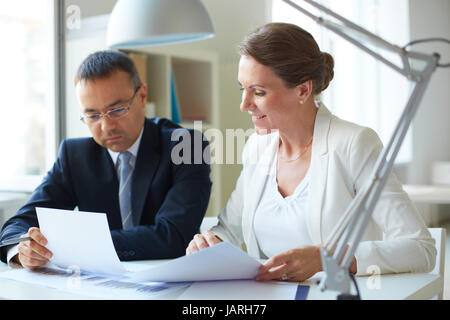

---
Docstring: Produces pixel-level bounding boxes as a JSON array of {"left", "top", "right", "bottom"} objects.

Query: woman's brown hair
[{"left": 238, "top": 22, "right": 334, "bottom": 95}]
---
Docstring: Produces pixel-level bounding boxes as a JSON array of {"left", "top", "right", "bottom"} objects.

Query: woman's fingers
[
  {"left": 185, "top": 231, "right": 223, "bottom": 255},
  {"left": 256, "top": 246, "right": 322, "bottom": 282},
  {"left": 193, "top": 233, "right": 210, "bottom": 250},
  {"left": 256, "top": 252, "right": 292, "bottom": 281},
  {"left": 202, "top": 230, "right": 222, "bottom": 246}
]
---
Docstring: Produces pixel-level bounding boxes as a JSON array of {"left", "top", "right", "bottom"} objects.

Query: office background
[{"left": 0, "top": 0, "right": 449, "bottom": 297}]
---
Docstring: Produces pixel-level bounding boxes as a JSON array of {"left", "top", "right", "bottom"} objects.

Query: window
[
  {"left": 272, "top": 0, "right": 412, "bottom": 163},
  {"left": 0, "top": 0, "right": 56, "bottom": 191}
]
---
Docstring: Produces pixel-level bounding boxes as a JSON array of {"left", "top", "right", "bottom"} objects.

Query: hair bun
[{"left": 318, "top": 52, "right": 334, "bottom": 93}]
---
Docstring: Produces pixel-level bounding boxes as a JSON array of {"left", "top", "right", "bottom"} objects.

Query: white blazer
[{"left": 211, "top": 104, "right": 436, "bottom": 276}]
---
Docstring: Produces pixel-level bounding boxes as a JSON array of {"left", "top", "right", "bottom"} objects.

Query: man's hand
[
  {"left": 186, "top": 230, "right": 222, "bottom": 255},
  {"left": 13, "top": 227, "right": 52, "bottom": 269}
]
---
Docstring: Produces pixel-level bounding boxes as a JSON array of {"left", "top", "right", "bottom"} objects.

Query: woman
[{"left": 186, "top": 22, "right": 436, "bottom": 282}]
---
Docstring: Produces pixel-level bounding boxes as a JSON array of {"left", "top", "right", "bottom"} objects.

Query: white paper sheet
[
  {"left": 36, "top": 207, "right": 127, "bottom": 275},
  {"left": 177, "top": 279, "right": 298, "bottom": 300},
  {"left": 0, "top": 266, "right": 190, "bottom": 300},
  {"left": 127, "top": 242, "right": 262, "bottom": 282}
]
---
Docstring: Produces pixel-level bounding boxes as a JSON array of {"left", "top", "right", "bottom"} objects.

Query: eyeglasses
[{"left": 80, "top": 86, "right": 141, "bottom": 125}]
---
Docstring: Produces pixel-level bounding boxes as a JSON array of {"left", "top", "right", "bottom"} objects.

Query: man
[{"left": 0, "top": 50, "right": 212, "bottom": 269}]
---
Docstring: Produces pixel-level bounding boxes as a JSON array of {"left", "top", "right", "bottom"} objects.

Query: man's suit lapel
[
  {"left": 97, "top": 147, "right": 123, "bottom": 230},
  {"left": 131, "top": 119, "right": 160, "bottom": 226}
]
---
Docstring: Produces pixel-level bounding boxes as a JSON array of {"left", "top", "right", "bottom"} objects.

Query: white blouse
[{"left": 253, "top": 153, "right": 313, "bottom": 258}]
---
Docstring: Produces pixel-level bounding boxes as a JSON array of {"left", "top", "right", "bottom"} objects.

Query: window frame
[{"left": 0, "top": 0, "right": 65, "bottom": 193}]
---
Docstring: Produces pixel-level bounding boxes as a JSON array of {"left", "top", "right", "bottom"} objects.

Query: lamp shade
[{"left": 107, "top": 0, "right": 215, "bottom": 48}]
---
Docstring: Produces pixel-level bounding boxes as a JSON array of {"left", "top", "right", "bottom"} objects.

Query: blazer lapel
[
  {"left": 307, "top": 103, "right": 332, "bottom": 244},
  {"left": 131, "top": 119, "right": 160, "bottom": 226},
  {"left": 242, "top": 132, "right": 279, "bottom": 257}
]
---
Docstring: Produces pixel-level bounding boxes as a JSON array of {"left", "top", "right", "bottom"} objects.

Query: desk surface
[
  {"left": 0, "top": 260, "right": 442, "bottom": 300},
  {"left": 403, "top": 184, "right": 450, "bottom": 204}
]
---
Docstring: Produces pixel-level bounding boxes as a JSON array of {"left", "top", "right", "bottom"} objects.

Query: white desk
[
  {"left": 403, "top": 184, "right": 450, "bottom": 205},
  {"left": 403, "top": 184, "right": 450, "bottom": 226},
  {"left": 0, "top": 260, "right": 441, "bottom": 300}
]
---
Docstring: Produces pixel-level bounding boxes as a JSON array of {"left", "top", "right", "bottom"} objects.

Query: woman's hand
[
  {"left": 185, "top": 230, "right": 222, "bottom": 255},
  {"left": 256, "top": 245, "right": 323, "bottom": 282},
  {"left": 256, "top": 245, "right": 357, "bottom": 282}
]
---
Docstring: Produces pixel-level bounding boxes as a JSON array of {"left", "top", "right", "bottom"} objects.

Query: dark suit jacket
[{"left": 0, "top": 118, "right": 212, "bottom": 262}]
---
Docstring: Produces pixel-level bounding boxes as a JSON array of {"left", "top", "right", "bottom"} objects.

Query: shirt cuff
[{"left": 6, "top": 245, "right": 22, "bottom": 269}]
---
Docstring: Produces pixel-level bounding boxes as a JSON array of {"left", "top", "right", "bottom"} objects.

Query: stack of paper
[
  {"left": 36, "top": 208, "right": 262, "bottom": 282},
  {"left": 0, "top": 208, "right": 304, "bottom": 300}
]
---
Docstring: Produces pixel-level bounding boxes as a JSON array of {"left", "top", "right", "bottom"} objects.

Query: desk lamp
[
  {"left": 106, "top": 0, "right": 215, "bottom": 48},
  {"left": 282, "top": 0, "right": 449, "bottom": 299}
]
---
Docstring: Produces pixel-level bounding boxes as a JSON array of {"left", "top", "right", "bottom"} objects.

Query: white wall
[
  {"left": 402, "top": 0, "right": 450, "bottom": 221},
  {"left": 404, "top": 0, "right": 450, "bottom": 185}
]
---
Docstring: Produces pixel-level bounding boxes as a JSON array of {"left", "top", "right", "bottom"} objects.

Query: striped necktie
[{"left": 118, "top": 151, "right": 134, "bottom": 230}]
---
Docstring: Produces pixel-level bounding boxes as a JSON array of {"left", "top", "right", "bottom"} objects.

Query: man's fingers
[
  {"left": 27, "top": 227, "right": 48, "bottom": 246},
  {"left": 17, "top": 227, "right": 53, "bottom": 269},
  {"left": 17, "top": 244, "right": 49, "bottom": 268},
  {"left": 18, "top": 241, "right": 51, "bottom": 260},
  {"left": 28, "top": 240, "right": 52, "bottom": 260}
]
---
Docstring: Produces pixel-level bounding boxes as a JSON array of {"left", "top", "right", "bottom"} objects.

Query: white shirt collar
[{"left": 107, "top": 126, "right": 144, "bottom": 166}]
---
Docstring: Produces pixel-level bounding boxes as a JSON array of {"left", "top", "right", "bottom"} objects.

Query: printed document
[
  {"left": 29, "top": 208, "right": 262, "bottom": 283},
  {"left": 36, "top": 207, "right": 128, "bottom": 275}
]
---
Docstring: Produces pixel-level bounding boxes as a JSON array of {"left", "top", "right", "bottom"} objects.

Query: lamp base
[{"left": 337, "top": 293, "right": 360, "bottom": 300}]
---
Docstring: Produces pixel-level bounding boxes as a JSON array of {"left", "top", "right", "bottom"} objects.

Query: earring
[{"left": 299, "top": 100, "right": 304, "bottom": 105}]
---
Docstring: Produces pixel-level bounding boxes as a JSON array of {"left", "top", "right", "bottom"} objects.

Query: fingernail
[{"left": 46, "top": 253, "right": 52, "bottom": 259}]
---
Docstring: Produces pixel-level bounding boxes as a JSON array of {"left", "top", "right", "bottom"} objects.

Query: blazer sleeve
[
  {"left": 110, "top": 129, "right": 212, "bottom": 260},
  {"left": 209, "top": 134, "right": 260, "bottom": 247},
  {"left": 349, "top": 128, "right": 436, "bottom": 275},
  {"left": 0, "top": 140, "right": 77, "bottom": 263},
  {"left": 210, "top": 171, "right": 245, "bottom": 247}
]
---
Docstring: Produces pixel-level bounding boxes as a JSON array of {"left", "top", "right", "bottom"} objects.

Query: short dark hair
[{"left": 74, "top": 50, "right": 141, "bottom": 88}]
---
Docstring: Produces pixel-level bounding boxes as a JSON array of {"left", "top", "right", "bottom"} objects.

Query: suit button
[
  {"left": 123, "top": 251, "right": 128, "bottom": 257},
  {"left": 130, "top": 250, "right": 135, "bottom": 256}
]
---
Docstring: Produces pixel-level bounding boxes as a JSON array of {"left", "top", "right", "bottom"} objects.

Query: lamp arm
[
  {"left": 326, "top": 62, "right": 436, "bottom": 295},
  {"left": 281, "top": 0, "right": 440, "bottom": 295},
  {"left": 282, "top": 0, "right": 434, "bottom": 79}
]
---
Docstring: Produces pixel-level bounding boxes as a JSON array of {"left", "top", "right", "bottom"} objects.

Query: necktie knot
[{"left": 119, "top": 151, "right": 133, "bottom": 169}]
